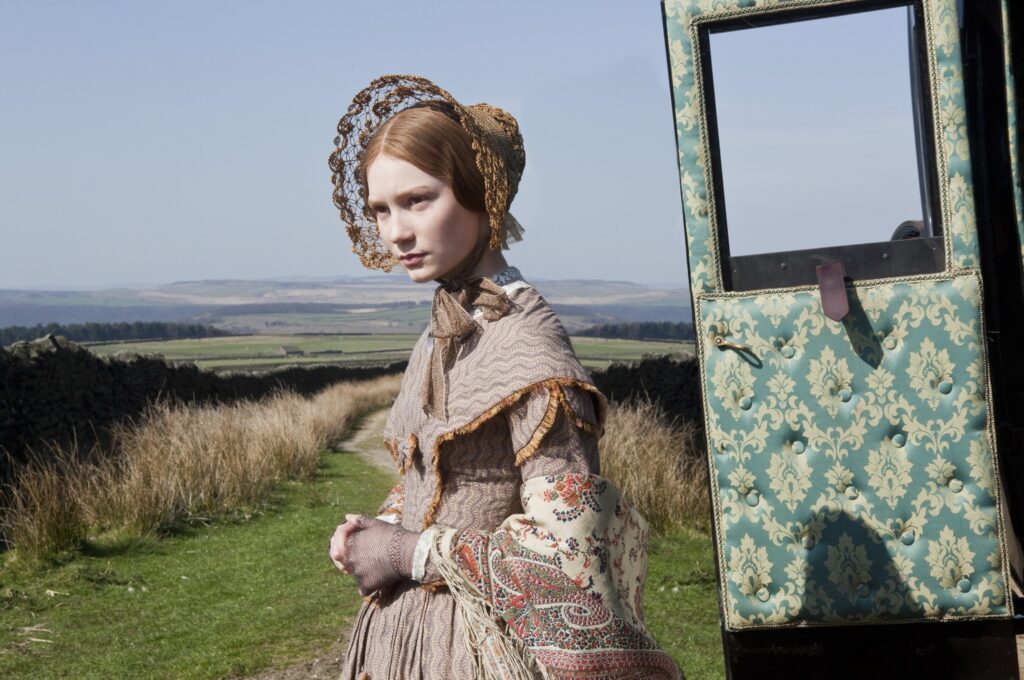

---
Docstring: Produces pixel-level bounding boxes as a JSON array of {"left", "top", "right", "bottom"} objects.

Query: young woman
[{"left": 327, "top": 75, "right": 680, "bottom": 680}]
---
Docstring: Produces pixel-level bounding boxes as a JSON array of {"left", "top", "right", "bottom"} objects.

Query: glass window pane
[{"left": 708, "top": 5, "right": 927, "bottom": 257}]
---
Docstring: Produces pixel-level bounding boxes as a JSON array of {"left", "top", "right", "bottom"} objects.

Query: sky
[
  {"left": 710, "top": 6, "right": 922, "bottom": 256},
  {"left": 0, "top": 1, "right": 920, "bottom": 289}
]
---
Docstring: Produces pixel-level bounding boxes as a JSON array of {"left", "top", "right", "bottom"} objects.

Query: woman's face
[{"left": 366, "top": 154, "right": 485, "bottom": 283}]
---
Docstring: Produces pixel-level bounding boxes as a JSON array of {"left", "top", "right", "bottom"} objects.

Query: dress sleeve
[
  {"left": 376, "top": 413, "right": 406, "bottom": 523},
  {"left": 375, "top": 481, "right": 404, "bottom": 523}
]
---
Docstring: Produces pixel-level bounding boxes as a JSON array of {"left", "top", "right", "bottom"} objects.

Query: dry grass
[
  {"left": 600, "top": 398, "right": 710, "bottom": 534},
  {"left": 5, "top": 375, "right": 708, "bottom": 560},
  {"left": 2, "top": 447, "right": 88, "bottom": 563},
  {"left": 2, "top": 375, "right": 400, "bottom": 559}
]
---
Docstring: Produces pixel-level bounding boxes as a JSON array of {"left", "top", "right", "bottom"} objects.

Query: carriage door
[{"left": 664, "top": 0, "right": 1018, "bottom": 675}]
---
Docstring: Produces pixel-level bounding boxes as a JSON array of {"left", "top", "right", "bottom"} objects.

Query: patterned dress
[{"left": 340, "top": 268, "right": 679, "bottom": 680}]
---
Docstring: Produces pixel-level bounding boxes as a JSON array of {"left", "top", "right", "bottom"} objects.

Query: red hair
[{"left": 359, "top": 105, "right": 486, "bottom": 215}]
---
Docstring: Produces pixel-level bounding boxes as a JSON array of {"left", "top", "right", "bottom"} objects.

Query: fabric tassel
[{"left": 430, "top": 530, "right": 544, "bottom": 680}]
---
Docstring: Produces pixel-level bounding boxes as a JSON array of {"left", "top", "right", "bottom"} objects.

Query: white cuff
[
  {"left": 375, "top": 514, "right": 400, "bottom": 525},
  {"left": 411, "top": 527, "right": 437, "bottom": 582}
]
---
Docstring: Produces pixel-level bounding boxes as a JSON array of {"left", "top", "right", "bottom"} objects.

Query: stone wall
[
  {"left": 0, "top": 334, "right": 704, "bottom": 484},
  {"left": 591, "top": 355, "right": 703, "bottom": 426},
  {"left": 0, "top": 335, "right": 405, "bottom": 483}
]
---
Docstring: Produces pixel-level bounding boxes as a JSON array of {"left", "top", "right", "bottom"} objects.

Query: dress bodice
[
  {"left": 381, "top": 271, "right": 605, "bottom": 533},
  {"left": 398, "top": 410, "right": 523, "bottom": 532}
]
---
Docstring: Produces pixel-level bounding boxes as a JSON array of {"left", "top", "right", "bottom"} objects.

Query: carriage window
[{"left": 702, "top": 2, "right": 943, "bottom": 290}]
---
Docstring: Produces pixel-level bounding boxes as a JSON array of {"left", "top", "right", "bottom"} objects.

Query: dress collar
[
  {"left": 425, "top": 266, "right": 529, "bottom": 356},
  {"left": 489, "top": 266, "right": 525, "bottom": 288}
]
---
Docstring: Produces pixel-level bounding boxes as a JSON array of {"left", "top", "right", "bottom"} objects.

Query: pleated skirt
[{"left": 340, "top": 581, "right": 475, "bottom": 680}]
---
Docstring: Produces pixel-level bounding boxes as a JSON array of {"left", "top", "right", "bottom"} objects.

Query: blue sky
[
  {"left": 0, "top": 1, "right": 919, "bottom": 289},
  {"left": 710, "top": 6, "right": 920, "bottom": 256}
]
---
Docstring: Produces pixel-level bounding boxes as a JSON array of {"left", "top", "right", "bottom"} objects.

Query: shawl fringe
[{"left": 430, "top": 529, "right": 545, "bottom": 680}]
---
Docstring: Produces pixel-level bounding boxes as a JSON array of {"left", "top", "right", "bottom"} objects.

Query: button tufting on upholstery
[
  {"left": 958, "top": 578, "right": 972, "bottom": 593},
  {"left": 696, "top": 274, "right": 1008, "bottom": 626},
  {"left": 838, "top": 388, "right": 853, "bottom": 403},
  {"left": 781, "top": 346, "right": 796, "bottom": 359},
  {"left": 739, "top": 396, "right": 753, "bottom": 411}
]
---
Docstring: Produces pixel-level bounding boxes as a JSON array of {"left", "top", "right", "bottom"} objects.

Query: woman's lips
[{"left": 398, "top": 253, "right": 425, "bottom": 266}]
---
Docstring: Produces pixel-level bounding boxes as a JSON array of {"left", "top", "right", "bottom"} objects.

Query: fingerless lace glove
[{"left": 344, "top": 515, "right": 420, "bottom": 596}]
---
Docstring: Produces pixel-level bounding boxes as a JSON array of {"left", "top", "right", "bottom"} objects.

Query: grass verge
[
  {"left": 0, "top": 443, "right": 395, "bottom": 679},
  {"left": 3, "top": 376, "right": 400, "bottom": 561},
  {"left": 601, "top": 398, "right": 710, "bottom": 534},
  {"left": 0, "top": 441, "right": 724, "bottom": 679},
  {"left": 646, "top": 529, "right": 725, "bottom": 680}
]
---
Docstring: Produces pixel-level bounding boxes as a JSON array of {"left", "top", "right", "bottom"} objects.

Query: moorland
[{"left": 0, "top": 275, "right": 721, "bottom": 678}]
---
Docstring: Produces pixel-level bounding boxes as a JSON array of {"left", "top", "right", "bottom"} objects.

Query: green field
[
  {"left": 0, "top": 438, "right": 396, "bottom": 679},
  {"left": 87, "top": 334, "right": 694, "bottom": 372},
  {"left": 570, "top": 336, "right": 694, "bottom": 369},
  {"left": 214, "top": 306, "right": 432, "bottom": 335},
  {"left": 0, "top": 423, "right": 723, "bottom": 679},
  {"left": 87, "top": 334, "right": 421, "bottom": 371}
]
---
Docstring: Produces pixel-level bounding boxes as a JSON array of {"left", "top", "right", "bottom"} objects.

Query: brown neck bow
[{"left": 422, "top": 276, "right": 512, "bottom": 421}]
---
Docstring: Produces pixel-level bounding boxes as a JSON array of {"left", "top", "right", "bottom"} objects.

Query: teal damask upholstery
[
  {"left": 698, "top": 273, "right": 1009, "bottom": 628},
  {"left": 664, "top": 0, "right": 1014, "bottom": 630}
]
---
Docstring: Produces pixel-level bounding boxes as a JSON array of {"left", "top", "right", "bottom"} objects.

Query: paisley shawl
[{"left": 430, "top": 474, "right": 682, "bottom": 680}]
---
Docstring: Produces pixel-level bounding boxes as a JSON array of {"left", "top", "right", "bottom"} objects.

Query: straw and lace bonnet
[{"left": 328, "top": 74, "right": 526, "bottom": 272}]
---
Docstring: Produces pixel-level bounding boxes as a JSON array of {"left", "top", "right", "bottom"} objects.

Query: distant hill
[{"left": 0, "top": 276, "right": 691, "bottom": 333}]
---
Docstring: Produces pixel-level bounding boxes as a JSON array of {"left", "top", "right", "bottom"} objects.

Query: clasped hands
[{"left": 329, "top": 514, "right": 419, "bottom": 596}]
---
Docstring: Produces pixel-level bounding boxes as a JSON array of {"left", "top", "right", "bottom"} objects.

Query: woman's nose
[{"left": 383, "top": 212, "right": 414, "bottom": 246}]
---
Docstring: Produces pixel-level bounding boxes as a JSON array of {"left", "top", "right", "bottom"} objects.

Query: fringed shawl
[{"left": 430, "top": 473, "right": 682, "bottom": 680}]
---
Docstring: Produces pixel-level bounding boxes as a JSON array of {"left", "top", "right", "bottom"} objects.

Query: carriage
[{"left": 662, "top": 0, "right": 1024, "bottom": 676}]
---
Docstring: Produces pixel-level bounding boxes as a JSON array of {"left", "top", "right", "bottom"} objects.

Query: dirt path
[
  {"left": 238, "top": 408, "right": 395, "bottom": 680},
  {"left": 344, "top": 408, "right": 399, "bottom": 480}
]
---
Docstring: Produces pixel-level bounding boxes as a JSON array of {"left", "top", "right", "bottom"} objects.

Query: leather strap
[{"left": 816, "top": 261, "right": 849, "bottom": 322}]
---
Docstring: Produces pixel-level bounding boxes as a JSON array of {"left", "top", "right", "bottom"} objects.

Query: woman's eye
[
  {"left": 409, "top": 195, "right": 429, "bottom": 207},
  {"left": 372, "top": 205, "right": 389, "bottom": 216}
]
